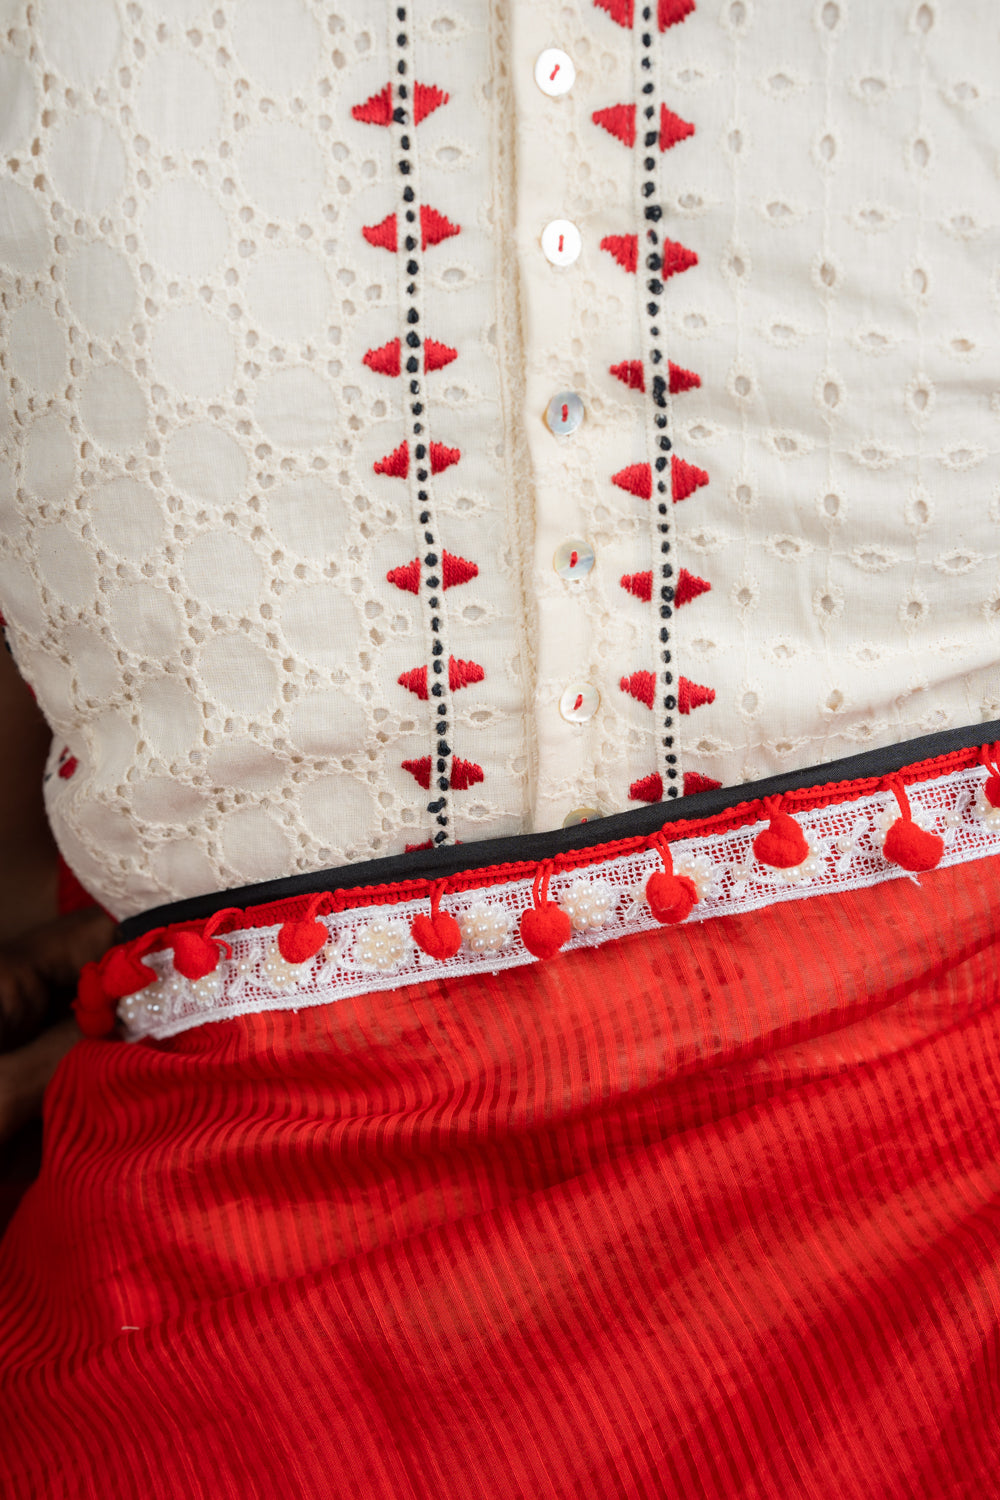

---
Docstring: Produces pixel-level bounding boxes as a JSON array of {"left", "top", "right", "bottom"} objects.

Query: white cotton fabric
[{"left": 0, "top": 0, "right": 998, "bottom": 919}]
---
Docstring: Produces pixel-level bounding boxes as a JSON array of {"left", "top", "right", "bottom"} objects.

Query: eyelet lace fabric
[{"left": 0, "top": 0, "right": 999, "bottom": 920}]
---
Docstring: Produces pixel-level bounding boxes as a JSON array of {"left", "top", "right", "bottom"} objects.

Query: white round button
[
  {"left": 545, "top": 390, "right": 585, "bottom": 437},
  {"left": 541, "top": 219, "right": 582, "bottom": 267},
  {"left": 553, "top": 538, "right": 595, "bottom": 580},
  {"left": 559, "top": 683, "right": 599, "bottom": 723},
  {"left": 534, "top": 49, "right": 576, "bottom": 97},
  {"left": 563, "top": 806, "right": 602, "bottom": 828}
]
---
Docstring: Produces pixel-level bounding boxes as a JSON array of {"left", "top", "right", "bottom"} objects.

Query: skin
[{"left": 0, "top": 645, "right": 115, "bottom": 1146}]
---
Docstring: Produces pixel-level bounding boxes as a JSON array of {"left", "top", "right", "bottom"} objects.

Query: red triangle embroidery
[
  {"left": 362, "top": 213, "right": 398, "bottom": 252},
  {"left": 353, "top": 82, "right": 449, "bottom": 127},
  {"left": 374, "top": 441, "right": 409, "bottom": 478},
  {"left": 364, "top": 339, "right": 458, "bottom": 377},
  {"left": 592, "top": 103, "right": 636, "bottom": 148},
  {"left": 679, "top": 677, "right": 715, "bottom": 714},
  {"left": 594, "top": 0, "right": 634, "bottom": 27},
  {"left": 629, "top": 773, "right": 663, "bottom": 803},
  {"left": 363, "top": 207, "right": 460, "bottom": 254},
  {"left": 451, "top": 757, "right": 485, "bottom": 791},
  {"left": 675, "top": 568, "right": 712, "bottom": 606},
  {"left": 387, "top": 559, "right": 421, "bottom": 594},
  {"left": 414, "top": 83, "right": 449, "bottom": 125},
  {"left": 351, "top": 84, "right": 393, "bottom": 126},
  {"left": 663, "top": 238, "right": 699, "bottom": 278},
  {"left": 364, "top": 339, "right": 402, "bottom": 377},
  {"left": 611, "top": 360, "right": 702, "bottom": 395},
  {"left": 660, "top": 103, "right": 696, "bottom": 151},
  {"left": 600, "top": 234, "right": 638, "bottom": 274},
  {"left": 659, "top": 0, "right": 697, "bottom": 29},
  {"left": 405, "top": 839, "right": 434, "bottom": 852},
  {"left": 421, "top": 204, "right": 461, "bottom": 249},
  {"left": 610, "top": 360, "right": 645, "bottom": 392},
  {"left": 430, "top": 441, "right": 461, "bottom": 475},
  {"left": 402, "top": 756, "right": 432, "bottom": 789},
  {"left": 612, "top": 463, "right": 652, "bottom": 500},
  {"left": 424, "top": 338, "right": 458, "bottom": 372},
  {"left": 449, "top": 657, "right": 485, "bottom": 691},
  {"left": 684, "top": 770, "right": 722, "bottom": 795},
  {"left": 619, "top": 670, "right": 656, "bottom": 708},
  {"left": 620, "top": 571, "right": 652, "bottom": 603},
  {"left": 442, "top": 551, "right": 478, "bottom": 589},
  {"left": 398, "top": 666, "right": 429, "bottom": 700},
  {"left": 670, "top": 362, "right": 701, "bottom": 394},
  {"left": 672, "top": 455, "right": 709, "bottom": 501},
  {"left": 620, "top": 569, "right": 709, "bottom": 605}
]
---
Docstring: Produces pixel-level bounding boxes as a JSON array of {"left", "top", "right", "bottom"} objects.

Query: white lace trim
[{"left": 121, "top": 764, "right": 1000, "bottom": 1042}]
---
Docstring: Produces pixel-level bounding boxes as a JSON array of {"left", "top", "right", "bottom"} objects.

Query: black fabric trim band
[{"left": 120, "top": 718, "right": 1000, "bottom": 941}]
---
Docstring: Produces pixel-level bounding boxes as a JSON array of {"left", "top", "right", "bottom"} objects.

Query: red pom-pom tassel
[
  {"left": 73, "top": 958, "right": 117, "bottom": 1039},
  {"left": 100, "top": 928, "right": 164, "bottom": 1000},
  {"left": 73, "top": 929, "right": 166, "bottom": 1039},
  {"left": 519, "top": 862, "right": 572, "bottom": 960},
  {"left": 171, "top": 908, "right": 241, "bottom": 980},
  {"left": 981, "top": 744, "right": 1000, "bottom": 808},
  {"left": 883, "top": 780, "right": 943, "bottom": 873},
  {"left": 411, "top": 880, "right": 463, "bottom": 960},
  {"left": 753, "top": 797, "right": 809, "bottom": 869},
  {"left": 277, "top": 892, "right": 331, "bottom": 963},
  {"left": 645, "top": 833, "right": 698, "bottom": 924}
]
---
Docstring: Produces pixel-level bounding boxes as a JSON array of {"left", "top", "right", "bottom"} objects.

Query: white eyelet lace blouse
[{"left": 0, "top": 0, "right": 998, "bottom": 918}]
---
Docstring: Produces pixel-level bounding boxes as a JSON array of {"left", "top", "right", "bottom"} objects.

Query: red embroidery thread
[
  {"left": 397, "top": 658, "right": 485, "bottom": 700},
  {"left": 659, "top": 0, "right": 697, "bottom": 30},
  {"left": 592, "top": 103, "right": 637, "bottom": 147},
  {"left": 352, "top": 81, "right": 449, "bottom": 128},
  {"left": 351, "top": 83, "right": 393, "bottom": 126},
  {"left": 600, "top": 233, "right": 638, "bottom": 273},
  {"left": 620, "top": 568, "right": 710, "bottom": 606},
  {"left": 373, "top": 440, "right": 462, "bottom": 479},
  {"left": 611, "top": 463, "right": 653, "bottom": 500},
  {"left": 414, "top": 82, "right": 450, "bottom": 125},
  {"left": 678, "top": 678, "right": 716, "bottom": 715},
  {"left": 659, "top": 103, "right": 696, "bottom": 151},
  {"left": 609, "top": 360, "right": 702, "bottom": 395},
  {"left": 674, "top": 568, "right": 712, "bottom": 606},
  {"left": 629, "top": 769, "right": 723, "bottom": 804},
  {"left": 593, "top": 0, "right": 635, "bottom": 28},
  {"left": 362, "top": 205, "right": 461, "bottom": 254},
  {"left": 672, "top": 454, "right": 710, "bottom": 501},
  {"left": 399, "top": 756, "right": 482, "bottom": 794},
  {"left": 662, "top": 238, "right": 699, "bottom": 278},
  {"left": 440, "top": 551, "right": 479, "bottom": 588},
  {"left": 386, "top": 552, "right": 478, "bottom": 595}
]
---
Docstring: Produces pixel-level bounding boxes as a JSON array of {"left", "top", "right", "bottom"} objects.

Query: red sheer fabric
[{"left": 2, "top": 857, "right": 999, "bottom": 1497}]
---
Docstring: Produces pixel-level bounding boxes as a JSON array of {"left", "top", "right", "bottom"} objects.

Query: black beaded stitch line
[
  {"left": 639, "top": 4, "right": 679, "bottom": 797},
  {"left": 394, "top": 6, "right": 454, "bottom": 845}
]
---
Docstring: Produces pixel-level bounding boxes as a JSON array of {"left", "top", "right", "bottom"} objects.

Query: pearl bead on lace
[
  {"left": 458, "top": 903, "right": 510, "bottom": 953},
  {"left": 354, "top": 919, "right": 411, "bottom": 971},
  {"left": 559, "top": 879, "right": 615, "bottom": 932}
]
